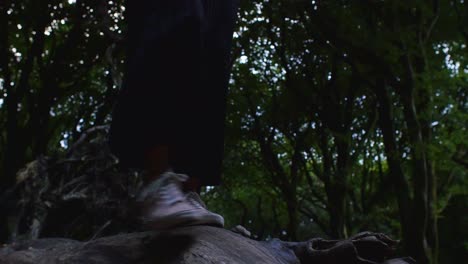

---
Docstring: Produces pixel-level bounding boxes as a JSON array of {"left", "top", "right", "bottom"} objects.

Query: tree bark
[
  {"left": 0, "top": 227, "right": 414, "bottom": 264},
  {"left": 374, "top": 79, "right": 414, "bottom": 258}
]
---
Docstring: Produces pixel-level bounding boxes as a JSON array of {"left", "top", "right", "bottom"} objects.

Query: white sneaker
[
  {"left": 186, "top": 191, "right": 207, "bottom": 209},
  {"left": 137, "top": 171, "right": 224, "bottom": 229}
]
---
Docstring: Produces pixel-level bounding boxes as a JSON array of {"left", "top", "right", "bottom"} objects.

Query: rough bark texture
[{"left": 0, "top": 226, "right": 414, "bottom": 264}]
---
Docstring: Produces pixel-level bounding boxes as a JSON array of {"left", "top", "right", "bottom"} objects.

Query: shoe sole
[{"left": 142, "top": 211, "right": 224, "bottom": 230}]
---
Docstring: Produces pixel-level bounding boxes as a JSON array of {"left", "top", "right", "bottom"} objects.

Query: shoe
[
  {"left": 137, "top": 171, "right": 224, "bottom": 229},
  {"left": 186, "top": 191, "right": 207, "bottom": 209}
]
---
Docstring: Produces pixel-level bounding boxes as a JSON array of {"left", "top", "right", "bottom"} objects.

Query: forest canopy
[{"left": 0, "top": 1, "right": 466, "bottom": 264}]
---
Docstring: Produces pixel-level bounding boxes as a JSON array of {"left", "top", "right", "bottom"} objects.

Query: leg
[{"left": 109, "top": 0, "right": 239, "bottom": 229}]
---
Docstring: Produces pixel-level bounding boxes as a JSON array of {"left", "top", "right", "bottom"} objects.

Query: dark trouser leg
[{"left": 109, "top": 0, "right": 238, "bottom": 186}]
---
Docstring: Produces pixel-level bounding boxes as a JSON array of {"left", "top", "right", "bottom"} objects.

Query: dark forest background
[{"left": 0, "top": 1, "right": 466, "bottom": 264}]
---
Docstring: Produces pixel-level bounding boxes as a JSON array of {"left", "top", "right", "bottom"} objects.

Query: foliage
[
  {"left": 0, "top": 1, "right": 466, "bottom": 263},
  {"left": 11, "top": 126, "right": 142, "bottom": 241}
]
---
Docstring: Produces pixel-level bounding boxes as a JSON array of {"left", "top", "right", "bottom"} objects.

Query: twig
[
  {"left": 89, "top": 220, "right": 112, "bottom": 241},
  {"left": 66, "top": 125, "right": 109, "bottom": 157}
]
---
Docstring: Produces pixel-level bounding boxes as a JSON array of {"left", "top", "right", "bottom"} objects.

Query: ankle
[
  {"left": 183, "top": 177, "right": 201, "bottom": 193},
  {"left": 144, "top": 146, "right": 170, "bottom": 184}
]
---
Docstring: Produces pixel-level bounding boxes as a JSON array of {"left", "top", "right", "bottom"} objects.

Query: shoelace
[
  {"left": 160, "top": 181, "right": 185, "bottom": 205},
  {"left": 137, "top": 171, "right": 188, "bottom": 202},
  {"left": 186, "top": 192, "right": 207, "bottom": 209},
  {"left": 187, "top": 195, "right": 206, "bottom": 210}
]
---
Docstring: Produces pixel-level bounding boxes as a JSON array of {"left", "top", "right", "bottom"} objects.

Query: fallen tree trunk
[{"left": 0, "top": 226, "right": 414, "bottom": 264}]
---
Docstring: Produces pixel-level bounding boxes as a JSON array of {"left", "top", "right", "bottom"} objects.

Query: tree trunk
[
  {"left": 374, "top": 80, "right": 414, "bottom": 259},
  {"left": 397, "top": 54, "right": 431, "bottom": 264},
  {"left": 286, "top": 197, "right": 299, "bottom": 240},
  {"left": 0, "top": 0, "right": 19, "bottom": 193},
  {"left": 0, "top": 226, "right": 414, "bottom": 264},
  {"left": 327, "top": 185, "right": 346, "bottom": 239}
]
